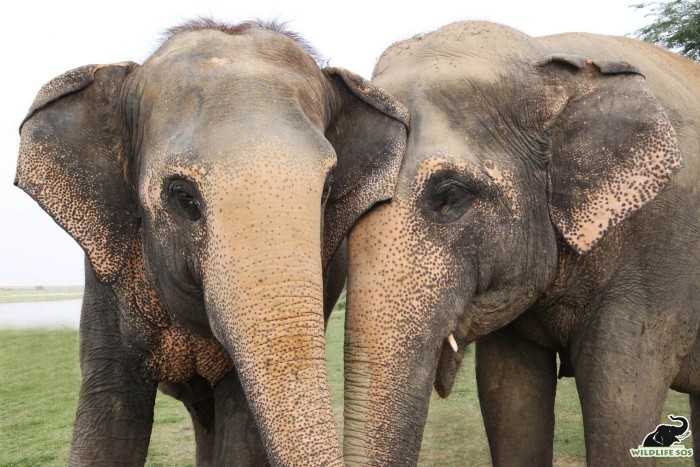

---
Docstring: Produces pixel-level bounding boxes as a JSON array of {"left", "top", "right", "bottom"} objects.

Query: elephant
[
  {"left": 642, "top": 415, "right": 690, "bottom": 447},
  {"left": 342, "top": 20, "right": 700, "bottom": 466},
  {"left": 15, "top": 18, "right": 408, "bottom": 466}
]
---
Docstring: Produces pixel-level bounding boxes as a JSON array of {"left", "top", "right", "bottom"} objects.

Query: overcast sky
[{"left": 1, "top": 0, "right": 652, "bottom": 285}]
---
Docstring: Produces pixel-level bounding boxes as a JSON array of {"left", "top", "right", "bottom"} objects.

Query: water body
[{"left": 0, "top": 299, "right": 82, "bottom": 329}]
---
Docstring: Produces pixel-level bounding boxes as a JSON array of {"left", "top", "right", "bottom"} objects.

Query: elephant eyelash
[
  {"left": 167, "top": 178, "right": 202, "bottom": 222},
  {"left": 322, "top": 173, "right": 334, "bottom": 202},
  {"left": 421, "top": 174, "right": 477, "bottom": 223},
  {"left": 433, "top": 183, "right": 472, "bottom": 214},
  {"left": 434, "top": 179, "right": 475, "bottom": 196}
]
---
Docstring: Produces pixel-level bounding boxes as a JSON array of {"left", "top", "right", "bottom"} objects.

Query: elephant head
[
  {"left": 343, "top": 21, "right": 682, "bottom": 464},
  {"left": 16, "top": 19, "right": 407, "bottom": 465},
  {"left": 643, "top": 415, "right": 690, "bottom": 447}
]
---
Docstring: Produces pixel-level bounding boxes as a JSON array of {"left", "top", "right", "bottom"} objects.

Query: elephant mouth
[
  {"left": 434, "top": 332, "right": 471, "bottom": 398},
  {"left": 432, "top": 296, "right": 477, "bottom": 397}
]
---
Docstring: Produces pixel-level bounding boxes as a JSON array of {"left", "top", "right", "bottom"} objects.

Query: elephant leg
[
  {"left": 476, "top": 325, "right": 557, "bottom": 467},
  {"left": 159, "top": 377, "right": 216, "bottom": 466},
  {"left": 570, "top": 303, "right": 677, "bottom": 466},
  {"left": 670, "top": 337, "right": 700, "bottom": 464},
  {"left": 690, "top": 394, "right": 700, "bottom": 467},
  {"left": 213, "top": 369, "right": 269, "bottom": 466},
  {"left": 70, "top": 272, "right": 157, "bottom": 466}
]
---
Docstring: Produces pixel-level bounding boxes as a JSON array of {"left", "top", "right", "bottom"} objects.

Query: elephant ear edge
[
  {"left": 321, "top": 67, "right": 409, "bottom": 266},
  {"left": 15, "top": 62, "right": 140, "bottom": 285},
  {"left": 542, "top": 58, "right": 682, "bottom": 254}
]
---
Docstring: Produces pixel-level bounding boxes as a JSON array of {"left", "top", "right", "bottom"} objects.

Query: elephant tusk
[{"left": 447, "top": 334, "right": 458, "bottom": 352}]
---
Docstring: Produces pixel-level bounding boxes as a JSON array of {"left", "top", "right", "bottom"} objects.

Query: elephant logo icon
[
  {"left": 643, "top": 414, "right": 690, "bottom": 447},
  {"left": 630, "top": 415, "right": 693, "bottom": 458}
]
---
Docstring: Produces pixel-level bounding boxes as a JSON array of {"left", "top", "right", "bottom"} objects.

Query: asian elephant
[
  {"left": 343, "top": 21, "right": 700, "bottom": 466},
  {"left": 15, "top": 19, "right": 408, "bottom": 466}
]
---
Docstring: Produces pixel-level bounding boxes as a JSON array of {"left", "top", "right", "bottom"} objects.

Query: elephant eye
[
  {"left": 168, "top": 179, "right": 202, "bottom": 222},
  {"left": 422, "top": 173, "right": 475, "bottom": 223}
]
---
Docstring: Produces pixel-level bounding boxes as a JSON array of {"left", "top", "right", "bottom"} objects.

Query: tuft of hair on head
[{"left": 161, "top": 17, "right": 326, "bottom": 66}]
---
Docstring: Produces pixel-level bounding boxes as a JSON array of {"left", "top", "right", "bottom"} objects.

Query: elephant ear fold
[
  {"left": 545, "top": 62, "right": 682, "bottom": 254},
  {"left": 322, "top": 67, "right": 409, "bottom": 265},
  {"left": 15, "top": 62, "right": 140, "bottom": 284}
]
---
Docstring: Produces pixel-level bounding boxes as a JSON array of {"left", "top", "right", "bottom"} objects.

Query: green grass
[
  {"left": 0, "top": 331, "right": 78, "bottom": 466},
  {"left": 0, "top": 300, "right": 694, "bottom": 465},
  {"left": 0, "top": 286, "right": 83, "bottom": 303},
  {"left": 0, "top": 330, "right": 199, "bottom": 466}
]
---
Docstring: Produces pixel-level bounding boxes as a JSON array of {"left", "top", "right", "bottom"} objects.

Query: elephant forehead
[
  {"left": 136, "top": 70, "right": 328, "bottom": 137},
  {"left": 195, "top": 134, "right": 335, "bottom": 174},
  {"left": 150, "top": 59, "right": 324, "bottom": 100},
  {"left": 137, "top": 136, "right": 332, "bottom": 217},
  {"left": 131, "top": 33, "right": 330, "bottom": 134},
  {"left": 376, "top": 59, "right": 496, "bottom": 99},
  {"left": 147, "top": 27, "right": 320, "bottom": 77},
  {"left": 374, "top": 21, "right": 543, "bottom": 82}
]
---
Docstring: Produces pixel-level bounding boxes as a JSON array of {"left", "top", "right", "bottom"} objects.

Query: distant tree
[
  {"left": 35, "top": 285, "right": 45, "bottom": 290},
  {"left": 633, "top": 0, "right": 700, "bottom": 61}
]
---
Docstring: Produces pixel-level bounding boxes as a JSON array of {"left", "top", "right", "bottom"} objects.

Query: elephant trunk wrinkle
[
  {"left": 344, "top": 323, "right": 435, "bottom": 465},
  {"left": 202, "top": 253, "right": 341, "bottom": 465}
]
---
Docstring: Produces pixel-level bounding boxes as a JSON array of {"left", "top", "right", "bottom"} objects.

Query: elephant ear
[
  {"left": 322, "top": 67, "right": 409, "bottom": 265},
  {"left": 15, "top": 62, "right": 140, "bottom": 284},
  {"left": 543, "top": 58, "right": 683, "bottom": 253}
]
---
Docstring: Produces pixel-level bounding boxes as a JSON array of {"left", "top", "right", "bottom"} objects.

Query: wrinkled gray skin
[
  {"left": 15, "top": 20, "right": 408, "bottom": 466},
  {"left": 344, "top": 21, "right": 700, "bottom": 466}
]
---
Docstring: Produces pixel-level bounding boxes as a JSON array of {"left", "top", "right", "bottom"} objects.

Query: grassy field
[
  {"left": 0, "top": 296, "right": 694, "bottom": 465},
  {"left": 0, "top": 286, "right": 83, "bottom": 303}
]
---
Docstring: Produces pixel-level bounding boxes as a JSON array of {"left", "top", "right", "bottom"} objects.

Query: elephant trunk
[
  {"left": 344, "top": 314, "right": 437, "bottom": 465},
  {"left": 343, "top": 202, "right": 455, "bottom": 465},
  {"left": 205, "top": 274, "right": 341, "bottom": 464},
  {"left": 201, "top": 175, "right": 342, "bottom": 465}
]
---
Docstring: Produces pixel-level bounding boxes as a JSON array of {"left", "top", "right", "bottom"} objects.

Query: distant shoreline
[{"left": 0, "top": 286, "right": 84, "bottom": 304}]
